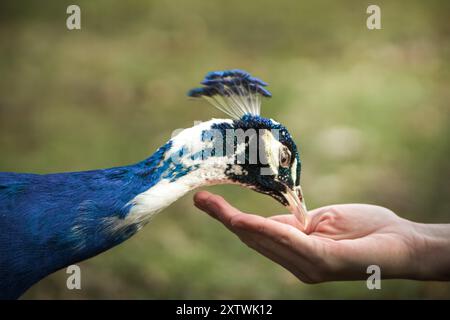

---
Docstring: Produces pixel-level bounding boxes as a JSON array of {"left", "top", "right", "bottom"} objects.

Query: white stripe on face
[{"left": 291, "top": 158, "right": 298, "bottom": 185}]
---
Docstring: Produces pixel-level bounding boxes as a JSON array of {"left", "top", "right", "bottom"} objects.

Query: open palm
[{"left": 194, "top": 191, "right": 421, "bottom": 283}]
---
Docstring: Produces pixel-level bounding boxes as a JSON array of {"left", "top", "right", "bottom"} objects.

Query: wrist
[{"left": 409, "top": 221, "right": 450, "bottom": 281}]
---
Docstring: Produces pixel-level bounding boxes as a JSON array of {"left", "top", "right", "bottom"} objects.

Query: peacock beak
[{"left": 282, "top": 186, "right": 308, "bottom": 229}]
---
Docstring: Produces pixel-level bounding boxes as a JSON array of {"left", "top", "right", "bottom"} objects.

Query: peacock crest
[{"left": 187, "top": 69, "right": 272, "bottom": 120}]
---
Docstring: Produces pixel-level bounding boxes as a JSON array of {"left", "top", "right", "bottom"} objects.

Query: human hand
[{"left": 194, "top": 191, "right": 450, "bottom": 283}]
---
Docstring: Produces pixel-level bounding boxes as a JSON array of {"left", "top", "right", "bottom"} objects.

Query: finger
[
  {"left": 300, "top": 205, "right": 343, "bottom": 234},
  {"left": 307, "top": 205, "right": 347, "bottom": 223},
  {"left": 269, "top": 214, "right": 304, "bottom": 229},
  {"left": 193, "top": 196, "right": 311, "bottom": 278},
  {"left": 193, "top": 191, "right": 244, "bottom": 230},
  {"left": 194, "top": 193, "right": 320, "bottom": 280},
  {"left": 230, "top": 214, "right": 315, "bottom": 255},
  {"left": 194, "top": 191, "right": 316, "bottom": 260},
  {"left": 193, "top": 191, "right": 218, "bottom": 218},
  {"left": 234, "top": 229, "right": 315, "bottom": 283}
]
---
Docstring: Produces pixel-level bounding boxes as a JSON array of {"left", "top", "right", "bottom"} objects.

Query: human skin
[{"left": 194, "top": 191, "right": 450, "bottom": 283}]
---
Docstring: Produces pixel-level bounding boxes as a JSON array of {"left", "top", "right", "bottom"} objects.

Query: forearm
[{"left": 411, "top": 222, "right": 450, "bottom": 281}]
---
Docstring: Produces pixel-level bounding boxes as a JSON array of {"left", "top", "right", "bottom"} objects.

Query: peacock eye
[{"left": 279, "top": 145, "right": 291, "bottom": 168}]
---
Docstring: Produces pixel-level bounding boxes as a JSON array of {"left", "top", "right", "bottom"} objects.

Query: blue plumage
[
  {"left": 187, "top": 69, "right": 272, "bottom": 98},
  {"left": 0, "top": 142, "right": 172, "bottom": 299}
]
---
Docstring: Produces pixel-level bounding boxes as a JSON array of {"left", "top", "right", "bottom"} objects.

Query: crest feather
[{"left": 187, "top": 69, "right": 272, "bottom": 119}]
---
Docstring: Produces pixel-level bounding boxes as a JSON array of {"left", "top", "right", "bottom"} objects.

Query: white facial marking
[
  {"left": 291, "top": 158, "right": 298, "bottom": 185},
  {"left": 260, "top": 129, "right": 284, "bottom": 176}
]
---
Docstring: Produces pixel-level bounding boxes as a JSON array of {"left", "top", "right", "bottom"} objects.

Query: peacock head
[{"left": 162, "top": 70, "right": 307, "bottom": 225}]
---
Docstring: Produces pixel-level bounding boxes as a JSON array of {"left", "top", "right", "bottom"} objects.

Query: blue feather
[
  {"left": 0, "top": 141, "right": 174, "bottom": 299},
  {"left": 187, "top": 69, "right": 272, "bottom": 98}
]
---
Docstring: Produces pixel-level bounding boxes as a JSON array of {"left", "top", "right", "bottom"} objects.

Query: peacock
[{"left": 0, "top": 70, "right": 307, "bottom": 299}]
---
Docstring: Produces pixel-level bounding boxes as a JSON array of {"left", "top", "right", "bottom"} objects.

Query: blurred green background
[{"left": 0, "top": 0, "right": 449, "bottom": 299}]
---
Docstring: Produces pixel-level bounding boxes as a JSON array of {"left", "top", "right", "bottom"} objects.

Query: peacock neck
[
  {"left": 2, "top": 131, "right": 225, "bottom": 298},
  {"left": 0, "top": 141, "right": 178, "bottom": 298}
]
